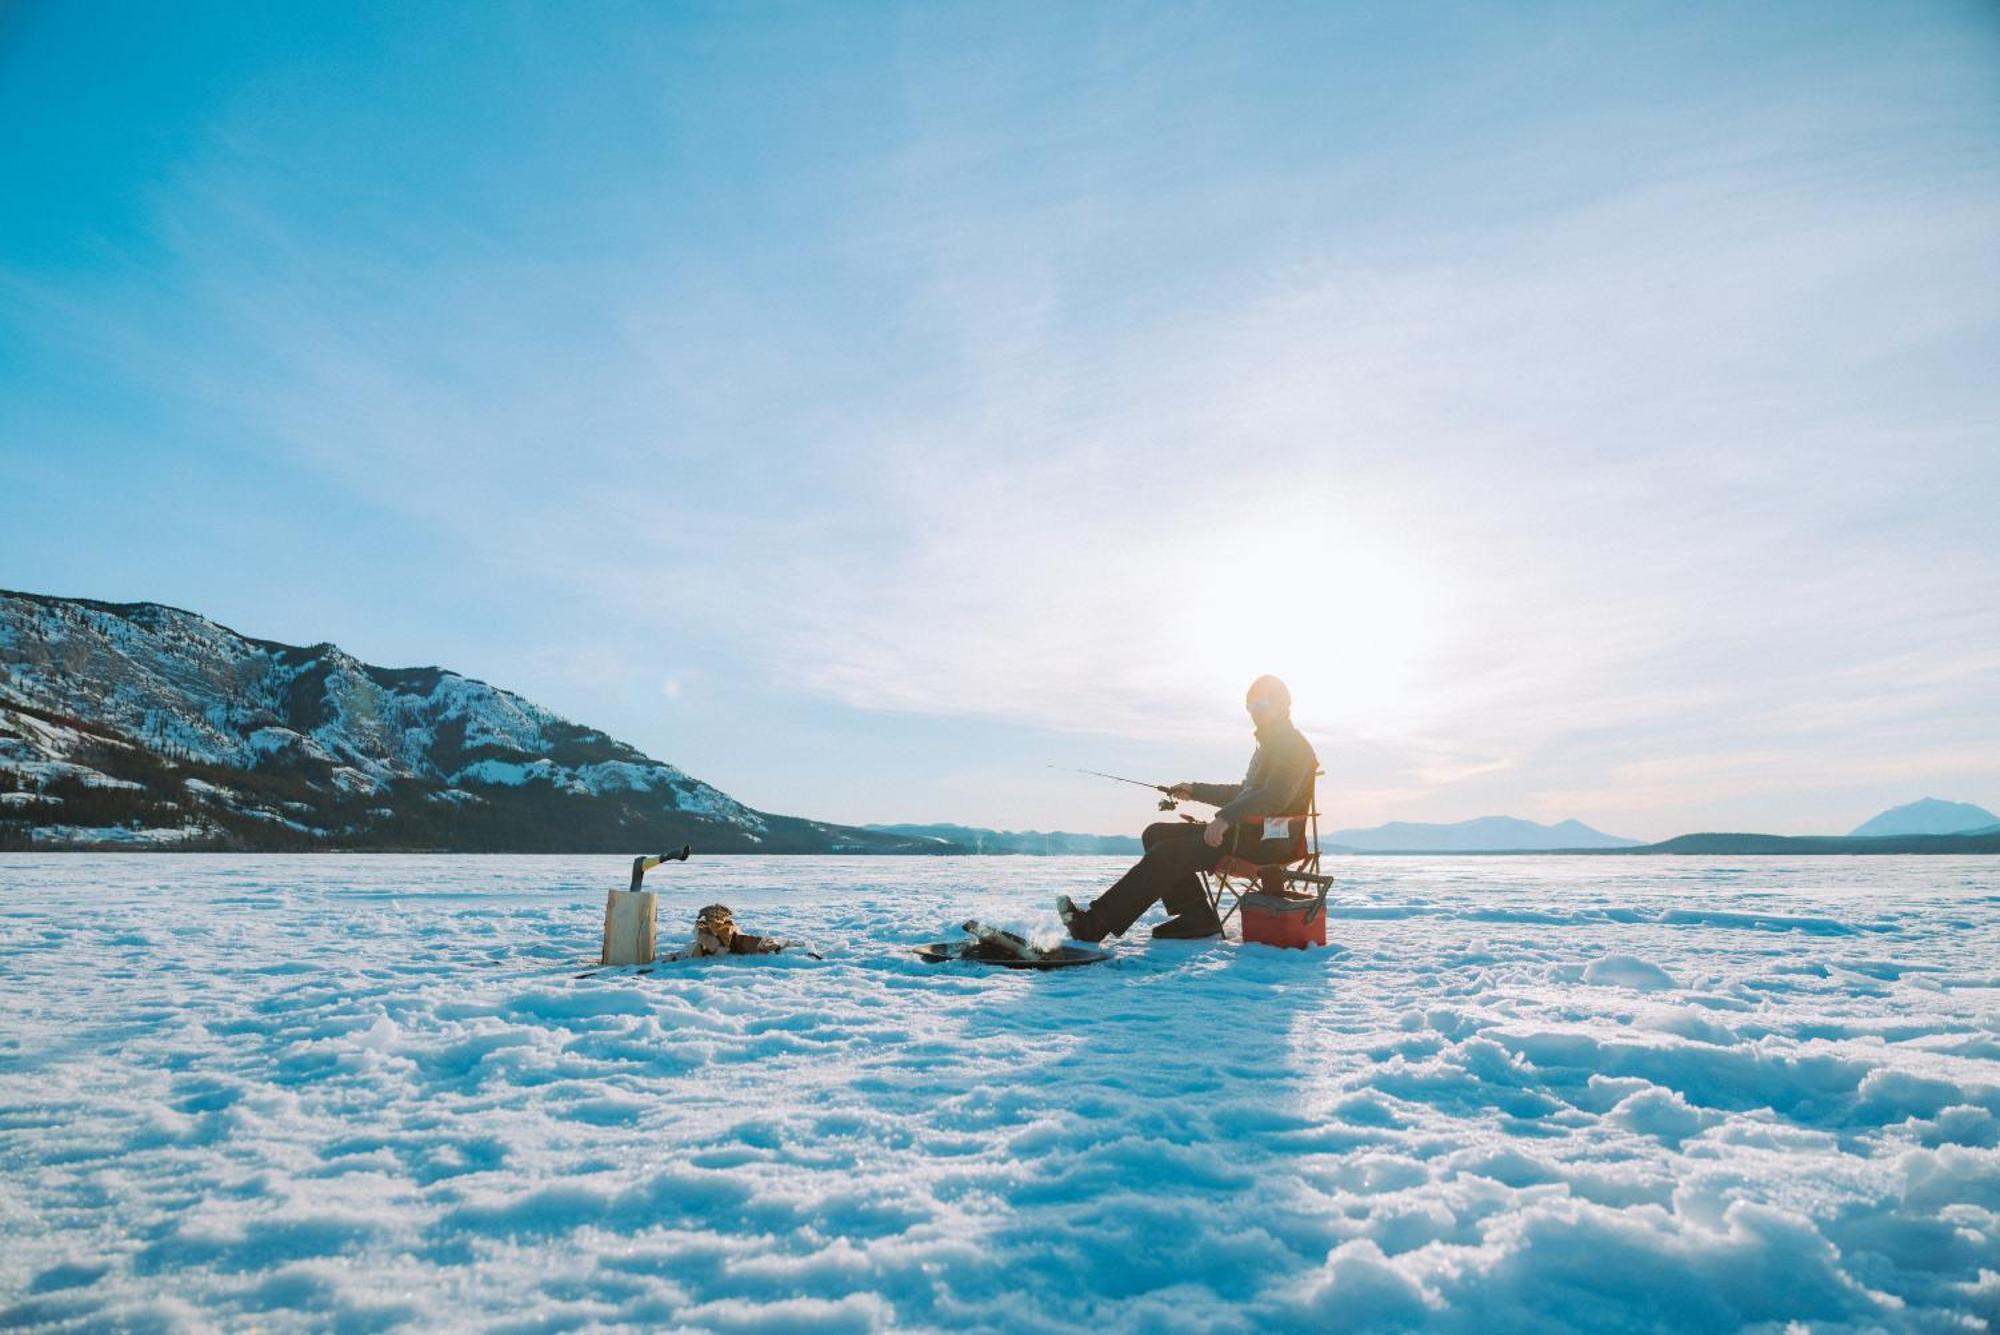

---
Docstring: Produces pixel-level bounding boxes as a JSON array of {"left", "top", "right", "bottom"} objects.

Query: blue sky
[{"left": 3, "top": 1, "right": 1997, "bottom": 839}]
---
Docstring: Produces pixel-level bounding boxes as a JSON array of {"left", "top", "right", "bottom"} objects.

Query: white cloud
[{"left": 10, "top": 2, "right": 1996, "bottom": 833}]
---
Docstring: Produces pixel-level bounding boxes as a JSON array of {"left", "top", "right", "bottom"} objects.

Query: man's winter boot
[
  {"left": 1151, "top": 911, "right": 1224, "bottom": 940},
  {"left": 1057, "top": 895, "right": 1107, "bottom": 943}
]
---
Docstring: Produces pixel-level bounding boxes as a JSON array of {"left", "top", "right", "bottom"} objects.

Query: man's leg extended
[
  {"left": 1146, "top": 821, "right": 1225, "bottom": 922},
  {"left": 1084, "top": 823, "right": 1220, "bottom": 937}
]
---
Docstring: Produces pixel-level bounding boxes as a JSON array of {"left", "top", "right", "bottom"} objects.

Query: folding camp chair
[{"left": 1201, "top": 771, "right": 1333, "bottom": 943}]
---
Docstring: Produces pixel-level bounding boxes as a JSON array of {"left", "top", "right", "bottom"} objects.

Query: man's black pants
[{"left": 1085, "top": 821, "right": 1224, "bottom": 937}]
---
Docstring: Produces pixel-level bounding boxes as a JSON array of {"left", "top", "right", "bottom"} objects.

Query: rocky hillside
[{"left": 0, "top": 590, "right": 945, "bottom": 854}]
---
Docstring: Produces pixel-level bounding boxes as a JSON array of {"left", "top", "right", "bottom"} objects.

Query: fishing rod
[{"left": 1048, "top": 766, "right": 1183, "bottom": 811}]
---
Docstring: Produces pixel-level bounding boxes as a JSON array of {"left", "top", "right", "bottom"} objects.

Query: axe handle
[{"left": 628, "top": 845, "right": 692, "bottom": 891}]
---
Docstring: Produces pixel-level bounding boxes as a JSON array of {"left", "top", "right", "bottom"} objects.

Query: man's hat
[{"left": 1247, "top": 674, "right": 1291, "bottom": 709}]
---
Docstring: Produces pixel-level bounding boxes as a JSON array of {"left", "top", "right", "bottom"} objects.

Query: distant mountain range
[
  {"left": 865, "top": 823, "right": 1143, "bottom": 855},
  {"left": 895, "top": 809, "right": 2000, "bottom": 857},
  {"left": 1322, "top": 815, "right": 1638, "bottom": 852},
  {"left": 1318, "top": 805, "right": 2000, "bottom": 855},
  {"left": 0, "top": 590, "right": 946, "bottom": 854},
  {"left": 1319, "top": 805, "right": 2000, "bottom": 856},
  {"left": 1609, "top": 828, "right": 2000, "bottom": 855},
  {"left": 1600, "top": 799, "right": 1997, "bottom": 856},
  {"left": 864, "top": 816, "right": 1647, "bottom": 856},
  {"left": 1849, "top": 797, "right": 1998, "bottom": 838}
]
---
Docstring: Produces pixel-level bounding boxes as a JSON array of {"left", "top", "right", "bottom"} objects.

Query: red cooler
[{"left": 1239, "top": 886, "right": 1328, "bottom": 949}]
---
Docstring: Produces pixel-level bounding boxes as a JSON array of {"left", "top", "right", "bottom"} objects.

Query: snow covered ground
[{"left": 2, "top": 854, "right": 1997, "bottom": 1332}]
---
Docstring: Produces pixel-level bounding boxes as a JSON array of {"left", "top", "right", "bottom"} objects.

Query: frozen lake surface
[{"left": 3, "top": 853, "right": 1998, "bottom": 1332}]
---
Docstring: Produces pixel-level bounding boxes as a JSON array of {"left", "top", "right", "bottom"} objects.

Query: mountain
[
  {"left": 1321, "top": 815, "right": 1640, "bottom": 852},
  {"left": 1849, "top": 797, "right": 1999, "bottom": 838},
  {"left": 865, "top": 823, "right": 1142, "bottom": 855},
  {"left": 0, "top": 590, "right": 949, "bottom": 854},
  {"left": 1615, "top": 829, "right": 2000, "bottom": 855}
]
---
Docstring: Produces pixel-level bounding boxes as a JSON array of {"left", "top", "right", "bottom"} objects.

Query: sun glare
[{"left": 1176, "top": 520, "right": 1445, "bottom": 734}]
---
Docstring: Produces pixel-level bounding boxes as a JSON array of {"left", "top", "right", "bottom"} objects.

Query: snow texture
[{"left": 3, "top": 853, "right": 1998, "bottom": 1332}]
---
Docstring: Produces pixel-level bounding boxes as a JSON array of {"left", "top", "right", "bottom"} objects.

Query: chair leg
[{"left": 1203, "top": 873, "right": 1243, "bottom": 927}]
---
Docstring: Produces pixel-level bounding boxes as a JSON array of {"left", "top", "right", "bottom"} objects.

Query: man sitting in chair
[{"left": 1058, "top": 675, "right": 1318, "bottom": 942}]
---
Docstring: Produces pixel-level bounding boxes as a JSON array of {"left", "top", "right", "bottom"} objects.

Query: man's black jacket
[{"left": 1186, "top": 717, "right": 1318, "bottom": 825}]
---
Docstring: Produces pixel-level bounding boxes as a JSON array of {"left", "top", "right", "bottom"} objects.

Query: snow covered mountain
[
  {"left": 0, "top": 590, "right": 941, "bottom": 854},
  {"left": 1322, "top": 815, "right": 1640, "bottom": 852},
  {"left": 1849, "top": 797, "right": 1999, "bottom": 838}
]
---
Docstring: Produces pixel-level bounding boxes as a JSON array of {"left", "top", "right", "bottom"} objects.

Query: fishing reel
[{"left": 1157, "top": 796, "right": 1179, "bottom": 811}]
